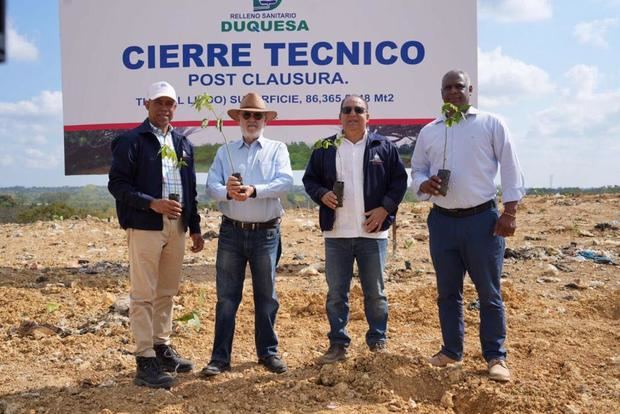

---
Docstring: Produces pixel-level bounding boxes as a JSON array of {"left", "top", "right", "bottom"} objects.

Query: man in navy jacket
[
  {"left": 303, "top": 95, "right": 407, "bottom": 364},
  {"left": 108, "top": 81, "right": 203, "bottom": 388}
]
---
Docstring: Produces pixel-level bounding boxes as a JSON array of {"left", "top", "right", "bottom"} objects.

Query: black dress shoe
[
  {"left": 200, "top": 360, "right": 231, "bottom": 377},
  {"left": 154, "top": 344, "right": 194, "bottom": 373},
  {"left": 259, "top": 355, "right": 288, "bottom": 374}
]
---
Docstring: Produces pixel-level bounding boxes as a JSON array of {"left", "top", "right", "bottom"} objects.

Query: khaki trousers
[{"left": 127, "top": 217, "right": 185, "bottom": 357}]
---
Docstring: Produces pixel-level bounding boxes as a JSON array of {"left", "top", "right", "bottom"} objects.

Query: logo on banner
[{"left": 254, "top": 0, "right": 282, "bottom": 12}]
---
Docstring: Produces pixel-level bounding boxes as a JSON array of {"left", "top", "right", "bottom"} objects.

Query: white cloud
[
  {"left": 6, "top": 22, "right": 39, "bottom": 62},
  {"left": 0, "top": 91, "right": 64, "bottom": 177},
  {"left": 530, "top": 64, "right": 620, "bottom": 137},
  {"left": 573, "top": 18, "right": 619, "bottom": 48},
  {"left": 478, "top": 47, "right": 554, "bottom": 108},
  {"left": 0, "top": 91, "right": 63, "bottom": 117},
  {"left": 23, "top": 148, "right": 60, "bottom": 169},
  {"left": 479, "top": 0, "right": 552, "bottom": 22},
  {"left": 0, "top": 155, "right": 14, "bottom": 167}
]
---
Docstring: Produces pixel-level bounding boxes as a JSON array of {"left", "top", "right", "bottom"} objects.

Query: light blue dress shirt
[
  {"left": 206, "top": 135, "right": 293, "bottom": 222},
  {"left": 411, "top": 106, "right": 526, "bottom": 209}
]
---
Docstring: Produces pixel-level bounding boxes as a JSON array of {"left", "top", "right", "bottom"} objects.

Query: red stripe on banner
[{"left": 63, "top": 118, "right": 433, "bottom": 132}]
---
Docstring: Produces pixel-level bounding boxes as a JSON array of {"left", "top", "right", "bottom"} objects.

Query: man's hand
[
  {"left": 321, "top": 191, "right": 338, "bottom": 210},
  {"left": 419, "top": 175, "right": 443, "bottom": 196},
  {"left": 226, "top": 175, "right": 253, "bottom": 202},
  {"left": 149, "top": 199, "right": 182, "bottom": 219},
  {"left": 494, "top": 201, "right": 518, "bottom": 237},
  {"left": 364, "top": 207, "right": 389, "bottom": 233},
  {"left": 190, "top": 233, "right": 204, "bottom": 253}
]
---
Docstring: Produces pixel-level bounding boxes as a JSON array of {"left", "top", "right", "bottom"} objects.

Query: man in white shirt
[
  {"left": 303, "top": 95, "right": 408, "bottom": 364},
  {"left": 411, "top": 70, "right": 526, "bottom": 382}
]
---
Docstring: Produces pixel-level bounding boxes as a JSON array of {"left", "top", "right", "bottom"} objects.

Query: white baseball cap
[{"left": 147, "top": 81, "right": 177, "bottom": 101}]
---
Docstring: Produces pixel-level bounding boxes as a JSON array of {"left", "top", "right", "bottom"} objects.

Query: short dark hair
[{"left": 442, "top": 70, "right": 471, "bottom": 86}]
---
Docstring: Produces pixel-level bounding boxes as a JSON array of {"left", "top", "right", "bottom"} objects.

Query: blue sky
[{"left": 1, "top": 0, "right": 619, "bottom": 188}]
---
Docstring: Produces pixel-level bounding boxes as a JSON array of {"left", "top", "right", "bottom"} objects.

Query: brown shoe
[
  {"left": 318, "top": 343, "right": 347, "bottom": 364},
  {"left": 369, "top": 342, "right": 387, "bottom": 353},
  {"left": 427, "top": 351, "right": 461, "bottom": 367},
  {"left": 488, "top": 359, "right": 511, "bottom": 382}
]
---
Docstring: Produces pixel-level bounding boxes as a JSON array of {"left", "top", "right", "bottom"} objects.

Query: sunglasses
[
  {"left": 242, "top": 111, "right": 264, "bottom": 120},
  {"left": 341, "top": 106, "right": 366, "bottom": 115}
]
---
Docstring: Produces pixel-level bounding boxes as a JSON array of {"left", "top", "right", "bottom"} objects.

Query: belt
[
  {"left": 432, "top": 200, "right": 496, "bottom": 218},
  {"left": 222, "top": 216, "right": 280, "bottom": 231}
]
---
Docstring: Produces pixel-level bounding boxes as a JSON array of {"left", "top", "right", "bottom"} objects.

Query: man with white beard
[{"left": 202, "top": 92, "right": 293, "bottom": 377}]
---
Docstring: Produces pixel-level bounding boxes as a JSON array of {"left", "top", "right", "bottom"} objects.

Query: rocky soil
[{"left": 0, "top": 194, "right": 619, "bottom": 414}]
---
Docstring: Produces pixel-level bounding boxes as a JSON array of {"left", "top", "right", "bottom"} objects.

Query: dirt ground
[{"left": 0, "top": 194, "right": 619, "bottom": 414}]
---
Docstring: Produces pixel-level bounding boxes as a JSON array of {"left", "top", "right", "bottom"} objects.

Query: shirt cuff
[{"left": 501, "top": 188, "right": 526, "bottom": 204}]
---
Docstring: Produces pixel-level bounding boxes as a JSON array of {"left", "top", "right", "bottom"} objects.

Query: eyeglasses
[
  {"left": 242, "top": 111, "right": 264, "bottom": 120},
  {"left": 341, "top": 106, "right": 366, "bottom": 115}
]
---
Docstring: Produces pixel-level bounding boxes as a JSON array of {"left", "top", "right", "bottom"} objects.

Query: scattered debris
[
  {"left": 577, "top": 250, "right": 615, "bottom": 265},
  {"left": 11, "top": 320, "right": 69, "bottom": 339},
  {"left": 467, "top": 299, "right": 480, "bottom": 311},
  {"left": 594, "top": 222, "right": 619, "bottom": 231}
]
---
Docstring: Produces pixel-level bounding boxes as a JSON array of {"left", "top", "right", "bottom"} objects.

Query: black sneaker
[
  {"left": 154, "top": 344, "right": 194, "bottom": 373},
  {"left": 318, "top": 343, "right": 347, "bottom": 364},
  {"left": 134, "top": 356, "right": 174, "bottom": 388},
  {"left": 200, "top": 360, "right": 231, "bottom": 377},
  {"left": 259, "top": 355, "right": 288, "bottom": 374}
]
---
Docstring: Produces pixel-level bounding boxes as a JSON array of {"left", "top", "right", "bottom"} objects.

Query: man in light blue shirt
[
  {"left": 411, "top": 70, "right": 525, "bottom": 382},
  {"left": 202, "top": 92, "right": 293, "bottom": 377}
]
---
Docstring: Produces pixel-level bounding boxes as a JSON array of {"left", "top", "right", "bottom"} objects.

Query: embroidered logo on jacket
[{"left": 370, "top": 153, "right": 383, "bottom": 165}]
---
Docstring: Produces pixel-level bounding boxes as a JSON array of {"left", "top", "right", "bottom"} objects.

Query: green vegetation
[
  {"left": 194, "top": 144, "right": 221, "bottom": 171},
  {"left": 1, "top": 185, "right": 618, "bottom": 224},
  {"left": 287, "top": 142, "right": 313, "bottom": 170},
  {"left": 0, "top": 186, "right": 116, "bottom": 223}
]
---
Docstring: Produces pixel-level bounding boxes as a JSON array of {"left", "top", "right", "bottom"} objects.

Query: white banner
[{"left": 59, "top": 0, "right": 477, "bottom": 173}]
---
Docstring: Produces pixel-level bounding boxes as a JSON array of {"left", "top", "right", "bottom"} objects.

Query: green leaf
[
  {"left": 187, "top": 317, "right": 201, "bottom": 331},
  {"left": 441, "top": 102, "right": 471, "bottom": 128},
  {"left": 193, "top": 93, "right": 214, "bottom": 112},
  {"left": 46, "top": 302, "right": 60, "bottom": 313},
  {"left": 216, "top": 118, "right": 223, "bottom": 132},
  {"left": 158, "top": 144, "right": 186, "bottom": 169},
  {"left": 175, "top": 310, "right": 200, "bottom": 323},
  {"left": 176, "top": 310, "right": 201, "bottom": 331},
  {"left": 201, "top": 118, "right": 210, "bottom": 128},
  {"left": 313, "top": 136, "right": 342, "bottom": 150}
]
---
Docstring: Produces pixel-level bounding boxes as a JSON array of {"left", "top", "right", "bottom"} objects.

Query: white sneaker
[{"left": 488, "top": 358, "right": 511, "bottom": 382}]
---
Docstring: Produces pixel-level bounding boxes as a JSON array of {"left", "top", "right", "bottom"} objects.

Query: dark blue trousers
[
  {"left": 428, "top": 207, "right": 507, "bottom": 362},
  {"left": 210, "top": 221, "right": 280, "bottom": 364}
]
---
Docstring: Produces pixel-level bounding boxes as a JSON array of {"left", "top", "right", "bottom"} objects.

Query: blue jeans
[
  {"left": 324, "top": 237, "right": 388, "bottom": 347},
  {"left": 210, "top": 221, "right": 280, "bottom": 364},
  {"left": 428, "top": 208, "right": 507, "bottom": 362}
]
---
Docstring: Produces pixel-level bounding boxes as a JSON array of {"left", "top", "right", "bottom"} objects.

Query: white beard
[{"left": 241, "top": 125, "right": 264, "bottom": 141}]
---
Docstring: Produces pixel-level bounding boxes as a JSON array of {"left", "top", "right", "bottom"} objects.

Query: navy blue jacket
[
  {"left": 108, "top": 119, "right": 201, "bottom": 234},
  {"left": 303, "top": 132, "right": 408, "bottom": 231}
]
